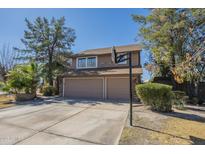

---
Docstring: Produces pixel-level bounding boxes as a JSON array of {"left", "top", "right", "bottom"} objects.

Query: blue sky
[{"left": 0, "top": 8, "right": 150, "bottom": 80}]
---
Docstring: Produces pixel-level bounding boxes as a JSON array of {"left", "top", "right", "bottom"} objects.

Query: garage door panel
[
  {"left": 64, "top": 78, "right": 103, "bottom": 99},
  {"left": 107, "top": 78, "right": 129, "bottom": 100}
]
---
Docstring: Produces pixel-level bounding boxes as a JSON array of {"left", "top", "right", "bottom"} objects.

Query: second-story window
[
  {"left": 87, "top": 57, "right": 97, "bottom": 68},
  {"left": 78, "top": 57, "right": 86, "bottom": 68},
  {"left": 77, "top": 56, "right": 97, "bottom": 69}
]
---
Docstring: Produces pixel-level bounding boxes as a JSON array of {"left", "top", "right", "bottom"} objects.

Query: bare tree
[{"left": 0, "top": 44, "right": 19, "bottom": 82}]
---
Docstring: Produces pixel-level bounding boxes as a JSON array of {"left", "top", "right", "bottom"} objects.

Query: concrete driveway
[{"left": 0, "top": 99, "right": 128, "bottom": 145}]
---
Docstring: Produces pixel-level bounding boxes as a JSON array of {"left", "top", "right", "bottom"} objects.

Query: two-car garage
[{"left": 63, "top": 77, "right": 132, "bottom": 100}]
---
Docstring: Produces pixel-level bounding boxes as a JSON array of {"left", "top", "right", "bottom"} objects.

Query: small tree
[
  {"left": 16, "top": 17, "right": 76, "bottom": 86},
  {"left": 0, "top": 44, "right": 18, "bottom": 82},
  {"left": 172, "top": 51, "right": 205, "bottom": 97},
  {"left": 133, "top": 9, "right": 205, "bottom": 83}
]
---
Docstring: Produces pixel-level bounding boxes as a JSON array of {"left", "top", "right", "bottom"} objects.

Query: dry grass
[
  {"left": 120, "top": 125, "right": 159, "bottom": 144},
  {"left": 120, "top": 105, "right": 205, "bottom": 145},
  {"left": 0, "top": 95, "right": 15, "bottom": 109},
  {"left": 150, "top": 117, "right": 205, "bottom": 144}
]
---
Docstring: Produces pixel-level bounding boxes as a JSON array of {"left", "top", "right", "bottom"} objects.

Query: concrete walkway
[{"left": 0, "top": 99, "right": 128, "bottom": 145}]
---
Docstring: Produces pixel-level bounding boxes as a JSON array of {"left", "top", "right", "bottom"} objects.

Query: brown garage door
[
  {"left": 64, "top": 78, "right": 104, "bottom": 99},
  {"left": 107, "top": 77, "right": 129, "bottom": 100}
]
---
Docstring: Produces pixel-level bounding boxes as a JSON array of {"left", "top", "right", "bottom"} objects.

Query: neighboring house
[{"left": 60, "top": 44, "right": 143, "bottom": 101}]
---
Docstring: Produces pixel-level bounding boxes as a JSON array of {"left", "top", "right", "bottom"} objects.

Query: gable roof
[{"left": 73, "top": 44, "right": 142, "bottom": 57}]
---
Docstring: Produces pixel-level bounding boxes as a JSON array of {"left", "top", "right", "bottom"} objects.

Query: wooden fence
[{"left": 153, "top": 77, "right": 205, "bottom": 101}]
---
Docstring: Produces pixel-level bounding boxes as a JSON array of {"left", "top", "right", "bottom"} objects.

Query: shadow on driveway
[{"left": 14, "top": 96, "right": 129, "bottom": 107}]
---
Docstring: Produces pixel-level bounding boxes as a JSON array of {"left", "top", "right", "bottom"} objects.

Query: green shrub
[
  {"left": 136, "top": 83, "right": 174, "bottom": 112},
  {"left": 1, "top": 63, "right": 40, "bottom": 95},
  {"left": 192, "top": 97, "right": 199, "bottom": 105},
  {"left": 42, "top": 86, "right": 57, "bottom": 96},
  {"left": 173, "top": 91, "right": 187, "bottom": 110},
  {"left": 0, "top": 82, "right": 4, "bottom": 89},
  {"left": 15, "top": 93, "right": 35, "bottom": 101}
]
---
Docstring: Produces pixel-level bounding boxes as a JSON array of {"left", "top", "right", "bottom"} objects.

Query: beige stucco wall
[{"left": 71, "top": 52, "right": 140, "bottom": 69}]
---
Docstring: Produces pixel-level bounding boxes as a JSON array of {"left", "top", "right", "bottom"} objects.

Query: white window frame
[
  {"left": 76, "top": 56, "right": 98, "bottom": 69},
  {"left": 77, "top": 57, "right": 87, "bottom": 69}
]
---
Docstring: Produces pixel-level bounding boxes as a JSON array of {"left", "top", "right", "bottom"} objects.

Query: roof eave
[{"left": 71, "top": 49, "right": 141, "bottom": 58}]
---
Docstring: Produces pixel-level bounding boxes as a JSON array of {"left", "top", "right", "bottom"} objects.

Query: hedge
[
  {"left": 42, "top": 85, "right": 57, "bottom": 96},
  {"left": 136, "top": 83, "right": 174, "bottom": 112}
]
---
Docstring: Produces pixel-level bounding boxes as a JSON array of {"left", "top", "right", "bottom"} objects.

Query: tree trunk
[
  {"left": 48, "top": 75, "right": 53, "bottom": 86},
  {"left": 171, "top": 54, "right": 177, "bottom": 89},
  {"left": 194, "top": 81, "right": 199, "bottom": 97},
  {"left": 48, "top": 52, "right": 53, "bottom": 86},
  {"left": 56, "top": 76, "right": 60, "bottom": 95},
  {"left": 0, "top": 69, "right": 7, "bottom": 83},
  {"left": 2, "top": 73, "right": 7, "bottom": 83},
  {"left": 188, "top": 81, "right": 194, "bottom": 99}
]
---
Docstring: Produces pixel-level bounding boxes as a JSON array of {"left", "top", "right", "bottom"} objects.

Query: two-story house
[{"left": 60, "top": 44, "right": 143, "bottom": 101}]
